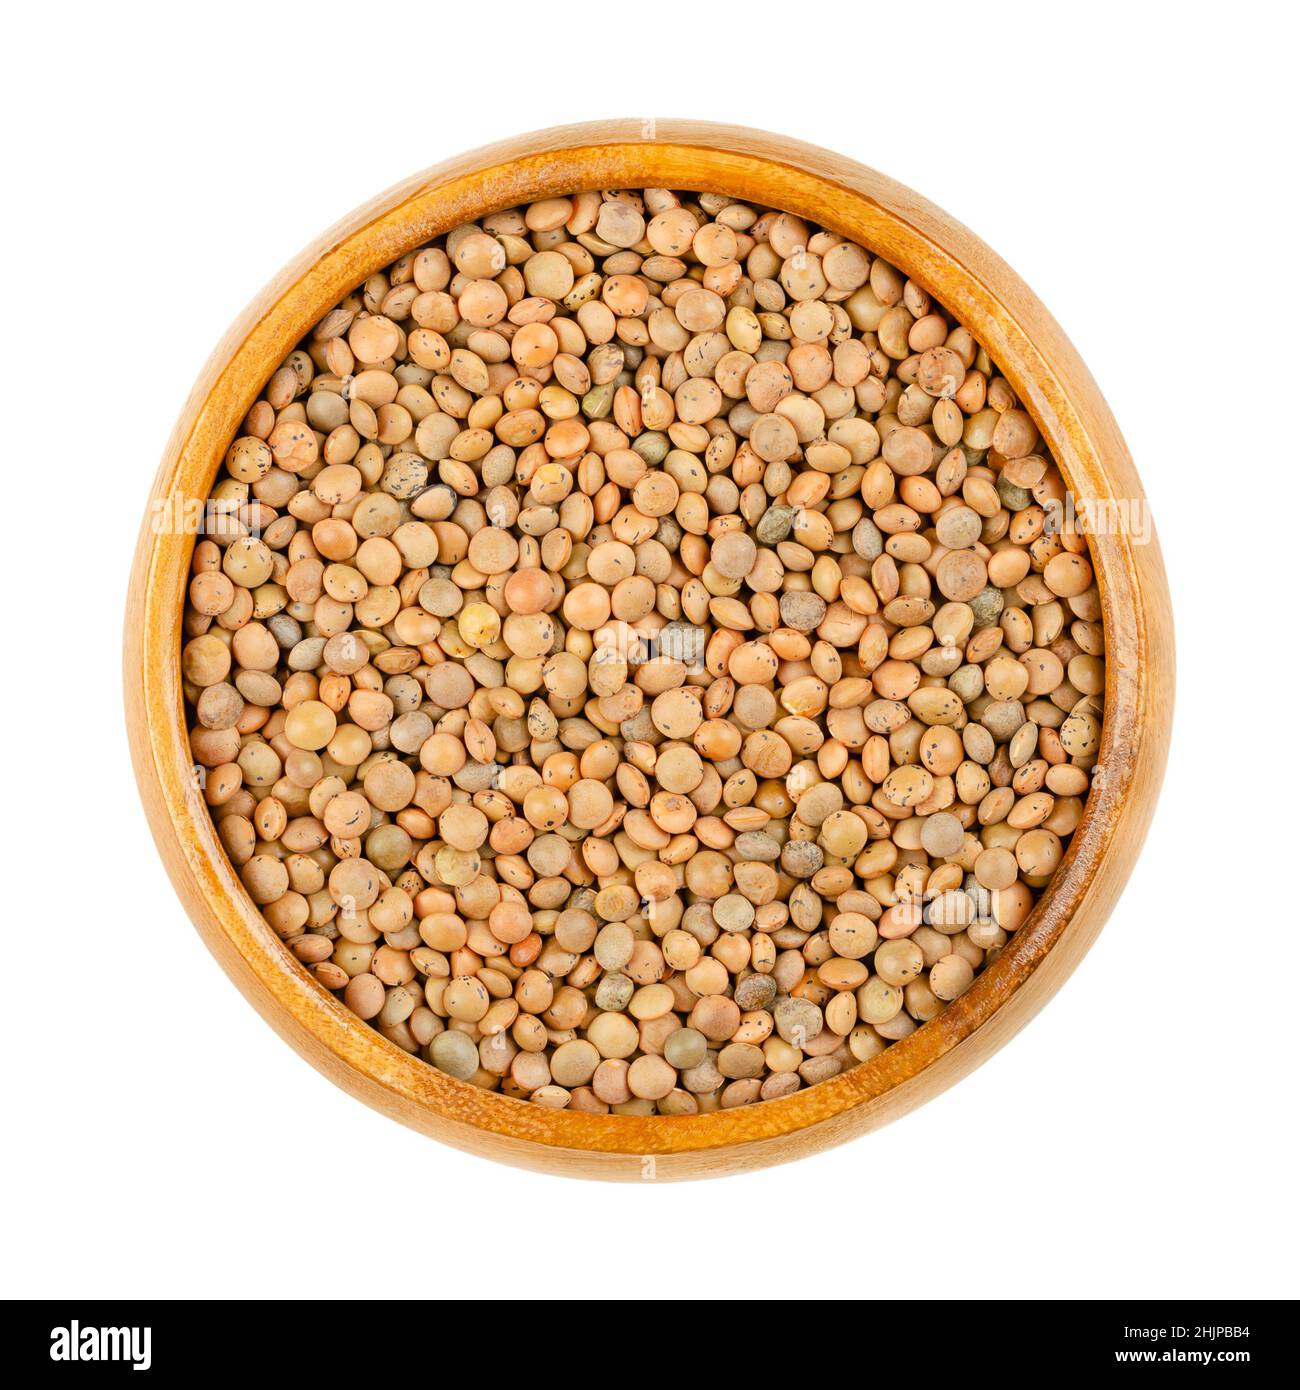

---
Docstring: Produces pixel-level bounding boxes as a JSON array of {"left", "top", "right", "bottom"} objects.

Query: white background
[{"left": 3, "top": 0, "right": 1295, "bottom": 1301}]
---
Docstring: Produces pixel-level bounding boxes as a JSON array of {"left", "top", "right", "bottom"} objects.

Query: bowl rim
[{"left": 125, "top": 120, "right": 1174, "bottom": 1176}]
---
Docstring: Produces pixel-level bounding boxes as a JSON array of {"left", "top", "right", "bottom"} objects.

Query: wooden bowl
[{"left": 125, "top": 121, "right": 1174, "bottom": 1179}]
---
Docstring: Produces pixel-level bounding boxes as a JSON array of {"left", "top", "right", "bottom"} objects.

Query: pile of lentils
[{"left": 182, "top": 187, "right": 1105, "bottom": 1114}]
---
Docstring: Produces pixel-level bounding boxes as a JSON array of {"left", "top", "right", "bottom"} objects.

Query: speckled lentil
[{"left": 183, "top": 186, "right": 1105, "bottom": 1115}]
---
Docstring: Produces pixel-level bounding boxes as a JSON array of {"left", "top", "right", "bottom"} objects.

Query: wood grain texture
[{"left": 124, "top": 121, "right": 1175, "bottom": 1179}]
